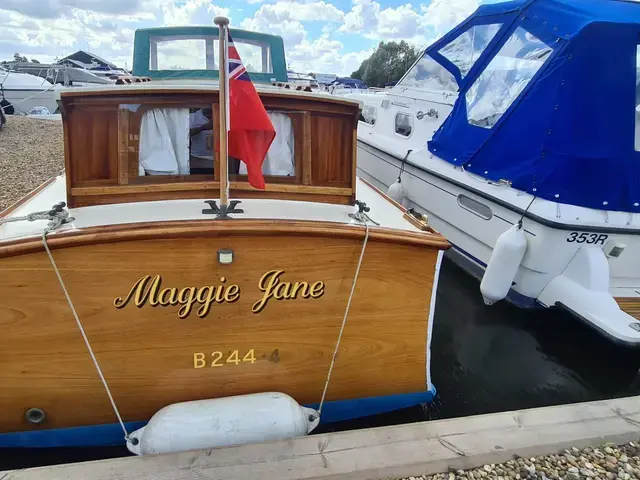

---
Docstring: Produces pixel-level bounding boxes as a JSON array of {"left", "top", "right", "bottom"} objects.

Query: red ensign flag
[{"left": 226, "top": 33, "right": 275, "bottom": 189}]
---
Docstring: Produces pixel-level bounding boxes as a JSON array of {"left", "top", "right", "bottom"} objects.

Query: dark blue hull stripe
[{"left": 0, "top": 388, "right": 436, "bottom": 448}]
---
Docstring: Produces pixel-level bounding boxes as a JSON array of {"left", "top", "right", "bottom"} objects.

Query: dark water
[{"left": 2, "top": 257, "right": 640, "bottom": 469}]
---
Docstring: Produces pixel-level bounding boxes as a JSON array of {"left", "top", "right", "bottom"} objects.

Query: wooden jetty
[{"left": 2, "top": 395, "right": 639, "bottom": 480}]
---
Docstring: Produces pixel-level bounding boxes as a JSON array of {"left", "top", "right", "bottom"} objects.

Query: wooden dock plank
[{"left": 2, "top": 396, "right": 639, "bottom": 480}]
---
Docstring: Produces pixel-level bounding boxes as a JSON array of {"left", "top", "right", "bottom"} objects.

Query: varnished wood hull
[{"left": 0, "top": 222, "right": 442, "bottom": 441}]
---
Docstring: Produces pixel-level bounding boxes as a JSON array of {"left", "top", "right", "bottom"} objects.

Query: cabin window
[
  {"left": 221, "top": 40, "right": 273, "bottom": 74},
  {"left": 360, "top": 105, "right": 377, "bottom": 125},
  {"left": 396, "top": 54, "right": 458, "bottom": 93},
  {"left": 395, "top": 112, "right": 413, "bottom": 137},
  {"left": 151, "top": 38, "right": 211, "bottom": 70},
  {"left": 635, "top": 45, "right": 640, "bottom": 151},
  {"left": 127, "top": 106, "right": 295, "bottom": 178},
  {"left": 237, "top": 112, "right": 295, "bottom": 176},
  {"left": 438, "top": 23, "right": 502, "bottom": 78},
  {"left": 149, "top": 36, "right": 273, "bottom": 74},
  {"left": 466, "top": 27, "right": 553, "bottom": 129}
]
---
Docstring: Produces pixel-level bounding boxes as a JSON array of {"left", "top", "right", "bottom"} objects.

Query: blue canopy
[
  {"left": 332, "top": 77, "right": 368, "bottom": 89},
  {"left": 426, "top": 0, "right": 640, "bottom": 212}
]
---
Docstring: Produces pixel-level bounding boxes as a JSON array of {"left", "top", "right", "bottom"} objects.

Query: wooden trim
[
  {"left": 0, "top": 175, "right": 59, "bottom": 218},
  {"left": 63, "top": 112, "right": 74, "bottom": 207},
  {"left": 302, "top": 112, "right": 312, "bottom": 185},
  {"left": 60, "top": 86, "right": 361, "bottom": 107},
  {"left": 0, "top": 219, "right": 450, "bottom": 258},
  {"left": 229, "top": 182, "right": 352, "bottom": 195},
  {"left": 71, "top": 182, "right": 353, "bottom": 197},
  {"left": 351, "top": 117, "right": 358, "bottom": 204},
  {"left": 358, "top": 177, "right": 406, "bottom": 212},
  {"left": 403, "top": 212, "right": 436, "bottom": 233},
  {"left": 118, "top": 108, "right": 130, "bottom": 185},
  {"left": 616, "top": 297, "right": 640, "bottom": 321}
]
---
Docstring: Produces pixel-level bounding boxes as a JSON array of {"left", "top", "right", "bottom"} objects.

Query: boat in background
[
  {"left": 0, "top": 23, "right": 449, "bottom": 451},
  {"left": 352, "top": 0, "right": 640, "bottom": 345},
  {"left": 0, "top": 66, "right": 62, "bottom": 115}
]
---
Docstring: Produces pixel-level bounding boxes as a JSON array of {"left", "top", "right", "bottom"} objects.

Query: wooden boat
[{"left": 0, "top": 24, "right": 449, "bottom": 449}]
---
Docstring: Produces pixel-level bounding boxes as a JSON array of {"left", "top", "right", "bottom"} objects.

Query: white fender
[
  {"left": 126, "top": 392, "right": 320, "bottom": 456},
  {"left": 480, "top": 223, "right": 527, "bottom": 305},
  {"left": 387, "top": 179, "right": 405, "bottom": 204}
]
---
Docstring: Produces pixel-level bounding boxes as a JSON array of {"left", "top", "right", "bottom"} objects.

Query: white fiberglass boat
[
  {"left": 352, "top": 0, "right": 640, "bottom": 345},
  {"left": 0, "top": 66, "right": 61, "bottom": 115}
]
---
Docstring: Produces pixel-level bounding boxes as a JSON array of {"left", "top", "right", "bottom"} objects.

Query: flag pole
[{"left": 215, "top": 16, "right": 230, "bottom": 219}]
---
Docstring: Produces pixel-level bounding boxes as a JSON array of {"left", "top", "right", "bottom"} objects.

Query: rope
[
  {"left": 317, "top": 219, "right": 370, "bottom": 415},
  {"left": 40, "top": 221, "right": 132, "bottom": 443}
]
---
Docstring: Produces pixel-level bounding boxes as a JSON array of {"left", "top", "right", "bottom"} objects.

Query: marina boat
[
  {"left": 0, "top": 22, "right": 449, "bottom": 452},
  {"left": 352, "top": 0, "right": 640, "bottom": 345},
  {"left": 0, "top": 66, "right": 61, "bottom": 115}
]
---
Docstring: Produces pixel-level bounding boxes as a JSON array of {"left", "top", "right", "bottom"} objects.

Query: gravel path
[
  {"left": 0, "top": 116, "right": 64, "bottom": 212},
  {"left": 398, "top": 442, "right": 640, "bottom": 480}
]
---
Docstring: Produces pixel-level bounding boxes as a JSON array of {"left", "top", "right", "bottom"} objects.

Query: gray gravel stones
[
  {"left": 0, "top": 116, "right": 64, "bottom": 212},
  {"left": 396, "top": 441, "right": 640, "bottom": 480}
]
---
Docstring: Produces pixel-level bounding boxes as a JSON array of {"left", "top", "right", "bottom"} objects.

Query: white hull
[
  {"left": 1, "top": 88, "right": 59, "bottom": 115},
  {"left": 355, "top": 101, "right": 640, "bottom": 344}
]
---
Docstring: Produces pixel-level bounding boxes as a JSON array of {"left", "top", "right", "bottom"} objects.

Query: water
[{"left": 2, "top": 257, "right": 639, "bottom": 469}]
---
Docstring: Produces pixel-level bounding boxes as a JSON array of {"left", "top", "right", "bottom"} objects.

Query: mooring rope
[
  {"left": 41, "top": 231, "right": 133, "bottom": 443},
  {"left": 29, "top": 204, "right": 134, "bottom": 444},
  {"left": 317, "top": 218, "right": 370, "bottom": 416}
]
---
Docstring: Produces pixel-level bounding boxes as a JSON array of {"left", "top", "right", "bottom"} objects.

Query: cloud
[
  {"left": 0, "top": 0, "right": 144, "bottom": 20},
  {"left": 341, "top": 0, "right": 482, "bottom": 44}
]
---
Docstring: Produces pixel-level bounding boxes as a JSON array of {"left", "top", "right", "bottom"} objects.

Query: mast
[{"left": 215, "top": 16, "right": 230, "bottom": 219}]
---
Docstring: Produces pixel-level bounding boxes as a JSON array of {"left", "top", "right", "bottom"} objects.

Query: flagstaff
[{"left": 215, "top": 15, "right": 230, "bottom": 219}]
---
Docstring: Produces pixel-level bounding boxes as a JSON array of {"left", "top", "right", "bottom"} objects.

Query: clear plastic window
[
  {"left": 397, "top": 54, "right": 458, "bottom": 92},
  {"left": 395, "top": 112, "right": 413, "bottom": 137},
  {"left": 466, "top": 27, "right": 552, "bottom": 129},
  {"left": 439, "top": 23, "right": 502, "bottom": 78},
  {"left": 152, "top": 38, "right": 209, "bottom": 70},
  {"left": 360, "top": 105, "right": 377, "bottom": 125},
  {"left": 150, "top": 35, "right": 273, "bottom": 73},
  {"left": 635, "top": 45, "right": 640, "bottom": 151}
]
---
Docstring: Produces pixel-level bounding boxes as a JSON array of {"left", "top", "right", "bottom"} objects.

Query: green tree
[{"left": 350, "top": 41, "right": 422, "bottom": 87}]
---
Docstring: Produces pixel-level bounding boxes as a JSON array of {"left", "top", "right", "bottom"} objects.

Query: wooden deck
[
  {"left": 617, "top": 297, "right": 640, "bottom": 321},
  {"left": 2, "top": 395, "right": 639, "bottom": 480}
]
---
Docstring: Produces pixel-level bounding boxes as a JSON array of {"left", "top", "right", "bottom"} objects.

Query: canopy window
[
  {"left": 466, "top": 27, "right": 553, "bottom": 129},
  {"left": 397, "top": 22, "right": 502, "bottom": 93},
  {"left": 427, "top": 0, "right": 640, "bottom": 212}
]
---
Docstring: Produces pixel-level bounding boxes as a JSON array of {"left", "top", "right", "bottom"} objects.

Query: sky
[{"left": 0, "top": 0, "right": 485, "bottom": 76}]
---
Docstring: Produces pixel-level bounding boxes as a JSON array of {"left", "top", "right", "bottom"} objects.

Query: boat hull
[
  {"left": 357, "top": 140, "right": 640, "bottom": 339},
  {"left": 0, "top": 221, "right": 442, "bottom": 445},
  {"left": 0, "top": 88, "right": 59, "bottom": 115}
]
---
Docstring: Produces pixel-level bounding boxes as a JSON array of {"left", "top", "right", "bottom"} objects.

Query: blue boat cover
[{"left": 426, "top": 0, "right": 640, "bottom": 212}]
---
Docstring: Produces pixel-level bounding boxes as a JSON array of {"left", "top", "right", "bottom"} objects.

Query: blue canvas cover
[{"left": 426, "top": 0, "right": 640, "bottom": 212}]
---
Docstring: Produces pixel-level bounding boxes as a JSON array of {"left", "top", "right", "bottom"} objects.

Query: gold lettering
[
  {"left": 193, "top": 353, "right": 206, "bottom": 368},
  {"left": 159, "top": 287, "right": 177, "bottom": 306},
  {"left": 252, "top": 269, "right": 283, "bottom": 313},
  {"left": 309, "top": 281, "right": 325, "bottom": 299},
  {"left": 196, "top": 286, "right": 216, "bottom": 318},
  {"left": 147, "top": 275, "right": 162, "bottom": 306},
  {"left": 224, "top": 284, "right": 240, "bottom": 303},
  {"left": 114, "top": 275, "right": 155, "bottom": 309},
  {"left": 290, "top": 281, "right": 309, "bottom": 299},
  {"left": 177, "top": 287, "right": 198, "bottom": 318},
  {"left": 273, "top": 281, "right": 291, "bottom": 300}
]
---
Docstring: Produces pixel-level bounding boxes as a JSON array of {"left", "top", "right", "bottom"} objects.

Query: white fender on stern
[{"left": 126, "top": 392, "right": 320, "bottom": 456}]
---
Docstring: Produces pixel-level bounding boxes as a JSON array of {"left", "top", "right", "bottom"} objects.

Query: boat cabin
[
  {"left": 391, "top": 0, "right": 640, "bottom": 213},
  {"left": 60, "top": 26, "right": 360, "bottom": 208}
]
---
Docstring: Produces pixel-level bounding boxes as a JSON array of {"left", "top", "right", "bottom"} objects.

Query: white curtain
[
  {"left": 138, "top": 108, "right": 190, "bottom": 175},
  {"left": 239, "top": 112, "right": 295, "bottom": 177}
]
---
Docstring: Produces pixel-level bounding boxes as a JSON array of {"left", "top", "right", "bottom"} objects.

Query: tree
[
  {"left": 13, "top": 53, "right": 28, "bottom": 62},
  {"left": 31, "top": 59, "right": 40, "bottom": 64},
  {"left": 350, "top": 41, "right": 422, "bottom": 87}
]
